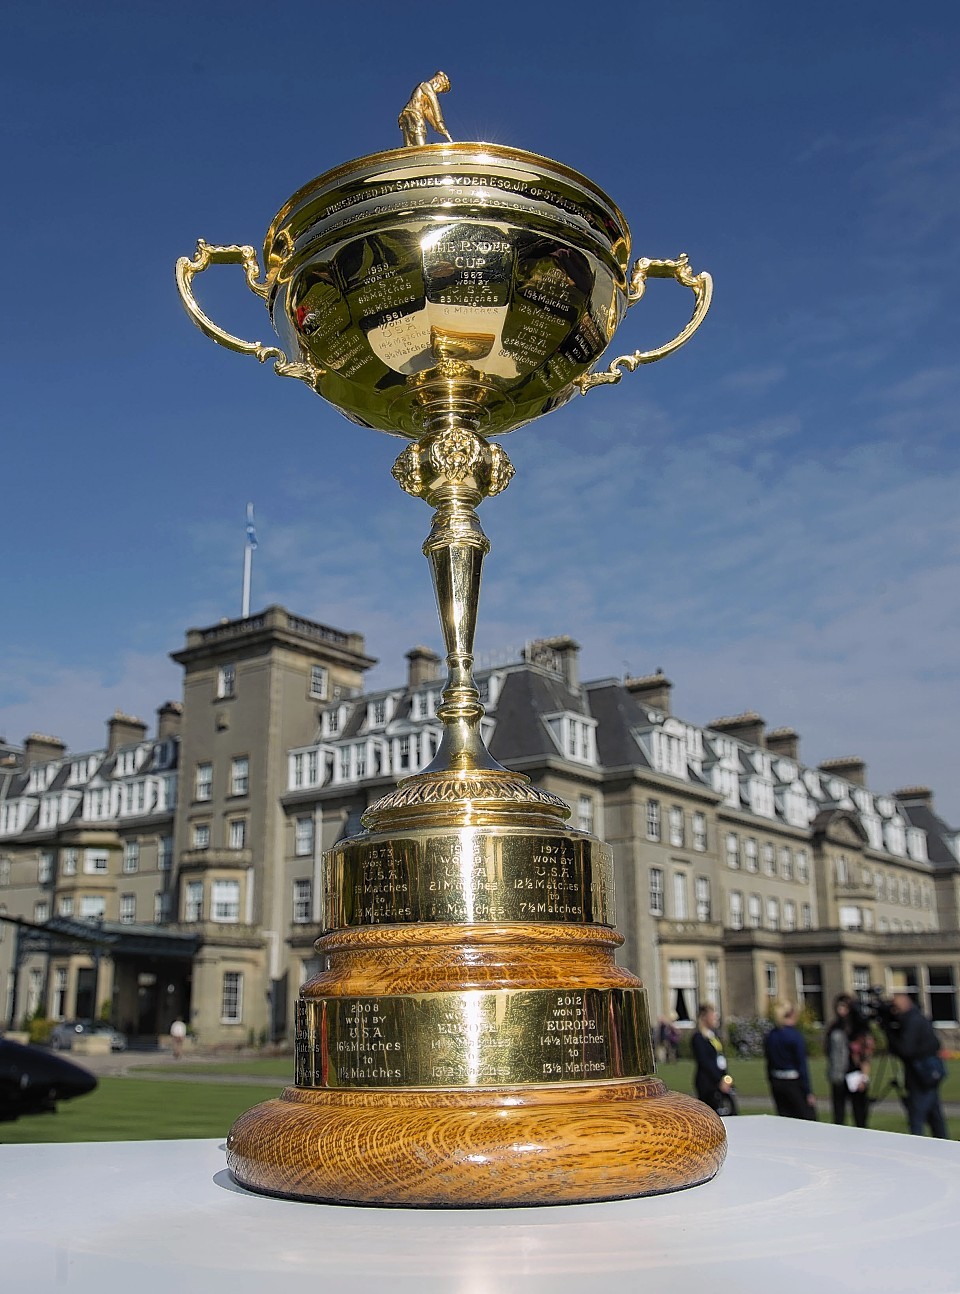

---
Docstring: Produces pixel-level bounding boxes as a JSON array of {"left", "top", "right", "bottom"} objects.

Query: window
[
  {"left": 668, "top": 959, "right": 698, "bottom": 1023},
  {"left": 646, "top": 801, "right": 661, "bottom": 842},
  {"left": 38, "top": 851, "right": 55, "bottom": 884},
  {"left": 673, "top": 872, "right": 688, "bottom": 920},
  {"left": 193, "top": 823, "right": 210, "bottom": 850},
  {"left": 669, "top": 807, "right": 684, "bottom": 848},
  {"left": 339, "top": 746, "right": 352, "bottom": 779},
  {"left": 293, "top": 878, "right": 312, "bottom": 923},
  {"left": 928, "top": 967, "right": 957, "bottom": 1025},
  {"left": 729, "top": 890, "right": 743, "bottom": 930},
  {"left": 53, "top": 967, "right": 67, "bottom": 1019},
  {"left": 748, "top": 894, "right": 762, "bottom": 929},
  {"left": 796, "top": 964, "right": 824, "bottom": 1022},
  {"left": 577, "top": 795, "right": 594, "bottom": 834},
  {"left": 762, "top": 842, "right": 775, "bottom": 874},
  {"left": 836, "top": 854, "right": 849, "bottom": 885},
  {"left": 154, "top": 891, "right": 166, "bottom": 924},
  {"left": 354, "top": 744, "right": 366, "bottom": 778},
  {"left": 295, "top": 817, "right": 314, "bottom": 857},
  {"left": 229, "top": 819, "right": 247, "bottom": 850},
  {"left": 123, "top": 840, "right": 140, "bottom": 873},
  {"left": 852, "top": 966, "right": 871, "bottom": 1011},
  {"left": 372, "top": 699, "right": 387, "bottom": 727},
  {"left": 692, "top": 812, "right": 707, "bottom": 852},
  {"left": 796, "top": 850, "right": 809, "bottom": 884},
  {"left": 34, "top": 900, "right": 50, "bottom": 923},
  {"left": 784, "top": 900, "right": 796, "bottom": 931},
  {"left": 221, "top": 971, "right": 243, "bottom": 1023},
  {"left": 230, "top": 756, "right": 249, "bottom": 796},
  {"left": 725, "top": 832, "right": 739, "bottom": 869},
  {"left": 84, "top": 849, "right": 109, "bottom": 874},
  {"left": 307, "top": 750, "right": 319, "bottom": 783},
  {"left": 79, "top": 895, "right": 105, "bottom": 920},
  {"left": 705, "top": 959, "right": 721, "bottom": 1012},
  {"left": 159, "top": 836, "right": 173, "bottom": 871},
  {"left": 744, "top": 838, "right": 758, "bottom": 872},
  {"left": 695, "top": 876, "right": 711, "bottom": 922},
  {"left": 62, "top": 848, "right": 78, "bottom": 876},
  {"left": 839, "top": 905, "right": 863, "bottom": 931},
  {"left": 766, "top": 897, "right": 780, "bottom": 930},
  {"left": 185, "top": 880, "right": 203, "bottom": 923},
  {"left": 309, "top": 665, "right": 328, "bottom": 700},
  {"left": 779, "top": 847, "right": 793, "bottom": 880},
  {"left": 217, "top": 664, "right": 236, "bottom": 699},
  {"left": 58, "top": 895, "right": 74, "bottom": 917},
  {"left": 765, "top": 963, "right": 778, "bottom": 999},
  {"left": 649, "top": 867, "right": 664, "bottom": 916},
  {"left": 801, "top": 902, "right": 812, "bottom": 929},
  {"left": 211, "top": 879, "right": 240, "bottom": 923},
  {"left": 195, "top": 763, "right": 212, "bottom": 801},
  {"left": 120, "top": 893, "right": 136, "bottom": 924}
]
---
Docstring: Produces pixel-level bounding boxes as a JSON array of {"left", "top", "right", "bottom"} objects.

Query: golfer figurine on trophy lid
[{"left": 176, "top": 73, "right": 724, "bottom": 1207}]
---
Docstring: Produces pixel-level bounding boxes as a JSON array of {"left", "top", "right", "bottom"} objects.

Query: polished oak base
[{"left": 226, "top": 1078, "right": 726, "bottom": 1207}]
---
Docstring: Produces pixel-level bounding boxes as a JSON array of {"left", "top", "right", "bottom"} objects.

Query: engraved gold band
[
  {"left": 295, "top": 987, "right": 653, "bottom": 1089},
  {"left": 324, "top": 831, "right": 615, "bottom": 929}
]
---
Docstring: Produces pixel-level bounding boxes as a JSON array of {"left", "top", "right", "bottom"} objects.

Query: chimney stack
[
  {"left": 766, "top": 727, "right": 800, "bottom": 761},
  {"left": 524, "top": 636, "right": 581, "bottom": 690},
  {"left": 625, "top": 670, "right": 672, "bottom": 716},
  {"left": 107, "top": 711, "right": 148, "bottom": 755},
  {"left": 23, "top": 734, "right": 66, "bottom": 768},
  {"left": 709, "top": 712, "right": 766, "bottom": 749},
  {"left": 406, "top": 646, "right": 442, "bottom": 689},
  {"left": 157, "top": 701, "right": 183, "bottom": 741},
  {"left": 895, "top": 786, "right": 934, "bottom": 809},
  {"left": 819, "top": 756, "right": 867, "bottom": 788}
]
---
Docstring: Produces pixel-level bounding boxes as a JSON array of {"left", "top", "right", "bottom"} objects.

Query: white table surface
[{"left": 3, "top": 1118, "right": 959, "bottom": 1293}]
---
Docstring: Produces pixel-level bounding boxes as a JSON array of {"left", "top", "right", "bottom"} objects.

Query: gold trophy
[{"left": 176, "top": 74, "right": 725, "bottom": 1206}]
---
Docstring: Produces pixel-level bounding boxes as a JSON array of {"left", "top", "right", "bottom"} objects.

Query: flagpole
[{"left": 242, "top": 502, "right": 257, "bottom": 618}]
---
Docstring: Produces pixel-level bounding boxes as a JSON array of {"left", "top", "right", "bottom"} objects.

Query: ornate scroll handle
[
  {"left": 174, "top": 240, "right": 324, "bottom": 389},
  {"left": 575, "top": 254, "right": 713, "bottom": 394}
]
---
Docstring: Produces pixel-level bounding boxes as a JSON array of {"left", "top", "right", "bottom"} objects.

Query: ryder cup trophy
[{"left": 176, "top": 74, "right": 725, "bottom": 1206}]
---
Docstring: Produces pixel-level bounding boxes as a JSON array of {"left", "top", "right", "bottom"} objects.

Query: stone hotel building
[{"left": 1, "top": 606, "right": 958, "bottom": 1046}]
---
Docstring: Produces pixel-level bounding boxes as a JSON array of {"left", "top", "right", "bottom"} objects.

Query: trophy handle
[
  {"left": 175, "top": 240, "right": 324, "bottom": 389},
  {"left": 575, "top": 254, "right": 712, "bottom": 394}
]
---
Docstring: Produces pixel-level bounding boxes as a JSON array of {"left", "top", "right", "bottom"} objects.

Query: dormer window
[{"left": 545, "top": 713, "right": 597, "bottom": 766}]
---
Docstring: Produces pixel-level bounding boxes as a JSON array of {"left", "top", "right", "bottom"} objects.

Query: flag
[{"left": 245, "top": 502, "right": 258, "bottom": 550}]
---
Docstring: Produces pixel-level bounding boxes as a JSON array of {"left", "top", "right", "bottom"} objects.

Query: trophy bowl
[
  {"left": 176, "top": 79, "right": 724, "bottom": 1208},
  {"left": 178, "top": 145, "right": 710, "bottom": 441}
]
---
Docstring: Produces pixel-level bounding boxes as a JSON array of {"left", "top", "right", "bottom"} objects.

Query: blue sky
[{"left": 2, "top": 1, "right": 958, "bottom": 820}]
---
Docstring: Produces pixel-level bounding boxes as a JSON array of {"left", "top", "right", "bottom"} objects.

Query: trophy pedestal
[
  {"left": 227, "top": 1077, "right": 725, "bottom": 1208},
  {"left": 227, "top": 909, "right": 726, "bottom": 1206}
]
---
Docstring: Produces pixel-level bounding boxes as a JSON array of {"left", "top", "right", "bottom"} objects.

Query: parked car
[
  {"left": 0, "top": 1037, "right": 97, "bottom": 1121},
  {"left": 49, "top": 1020, "right": 127, "bottom": 1052}
]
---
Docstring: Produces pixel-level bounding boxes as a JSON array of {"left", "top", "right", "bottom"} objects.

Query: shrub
[
  {"left": 27, "top": 1015, "right": 54, "bottom": 1045},
  {"left": 727, "top": 1015, "right": 771, "bottom": 1058}
]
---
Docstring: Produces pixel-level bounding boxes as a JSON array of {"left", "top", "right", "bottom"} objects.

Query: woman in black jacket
[{"left": 692, "top": 1003, "right": 737, "bottom": 1115}]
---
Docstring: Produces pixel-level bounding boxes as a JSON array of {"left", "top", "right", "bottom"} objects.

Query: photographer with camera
[{"left": 876, "top": 989, "right": 949, "bottom": 1139}]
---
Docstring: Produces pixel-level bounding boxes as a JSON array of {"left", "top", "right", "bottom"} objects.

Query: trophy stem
[{"left": 390, "top": 425, "right": 519, "bottom": 780}]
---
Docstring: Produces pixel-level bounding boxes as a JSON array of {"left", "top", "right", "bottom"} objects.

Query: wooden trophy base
[
  {"left": 227, "top": 1077, "right": 726, "bottom": 1208},
  {"left": 226, "top": 922, "right": 726, "bottom": 1207}
]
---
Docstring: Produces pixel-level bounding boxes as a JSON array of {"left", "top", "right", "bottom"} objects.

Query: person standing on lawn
[{"left": 764, "top": 1001, "right": 817, "bottom": 1119}]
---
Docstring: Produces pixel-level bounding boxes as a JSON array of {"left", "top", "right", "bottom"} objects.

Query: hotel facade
[{"left": 2, "top": 607, "right": 958, "bottom": 1046}]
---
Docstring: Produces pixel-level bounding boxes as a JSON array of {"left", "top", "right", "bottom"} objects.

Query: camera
[{"left": 862, "top": 987, "right": 896, "bottom": 1028}]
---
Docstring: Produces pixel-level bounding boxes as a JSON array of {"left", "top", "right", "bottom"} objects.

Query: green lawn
[
  {"left": 2, "top": 1053, "right": 954, "bottom": 1145},
  {"left": 659, "top": 1054, "right": 960, "bottom": 1103},
  {"left": 132, "top": 1056, "right": 295, "bottom": 1079},
  {"left": 0, "top": 1078, "right": 282, "bottom": 1144}
]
